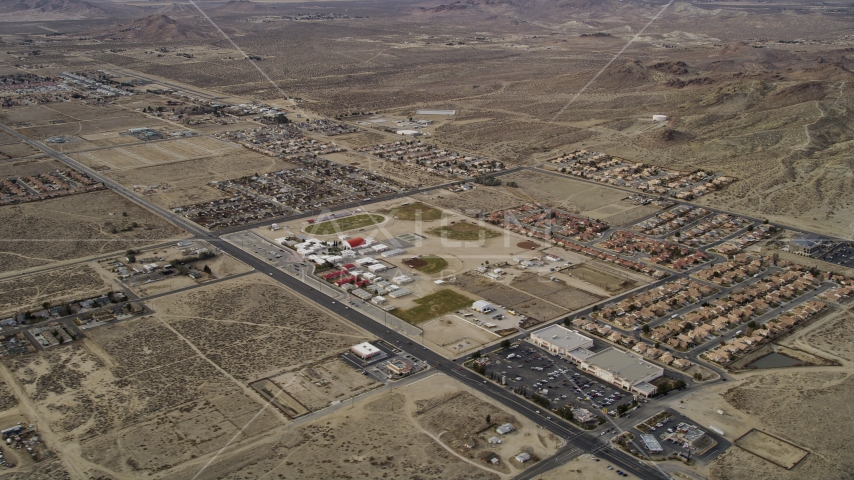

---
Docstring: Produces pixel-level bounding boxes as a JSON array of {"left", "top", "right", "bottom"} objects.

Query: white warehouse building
[
  {"left": 579, "top": 347, "right": 663, "bottom": 397},
  {"left": 471, "top": 300, "right": 495, "bottom": 313},
  {"left": 530, "top": 325, "right": 594, "bottom": 362}
]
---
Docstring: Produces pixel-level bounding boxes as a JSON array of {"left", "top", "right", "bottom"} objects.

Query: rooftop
[
  {"left": 532, "top": 324, "right": 594, "bottom": 351},
  {"left": 583, "top": 347, "right": 663, "bottom": 383}
]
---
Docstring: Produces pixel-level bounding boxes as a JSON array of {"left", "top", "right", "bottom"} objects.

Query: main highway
[{"left": 1, "top": 122, "right": 670, "bottom": 479}]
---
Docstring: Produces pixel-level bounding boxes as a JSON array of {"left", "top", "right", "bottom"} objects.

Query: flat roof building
[
  {"left": 579, "top": 347, "right": 664, "bottom": 397},
  {"left": 472, "top": 300, "right": 495, "bottom": 313},
  {"left": 531, "top": 325, "right": 594, "bottom": 360},
  {"left": 350, "top": 342, "right": 382, "bottom": 361}
]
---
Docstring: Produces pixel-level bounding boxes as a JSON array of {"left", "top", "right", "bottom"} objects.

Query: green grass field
[
  {"left": 427, "top": 222, "right": 501, "bottom": 241},
  {"left": 386, "top": 203, "right": 444, "bottom": 221},
  {"left": 306, "top": 214, "right": 385, "bottom": 235},
  {"left": 416, "top": 255, "right": 448, "bottom": 274},
  {"left": 393, "top": 289, "right": 473, "bottom": 324}
]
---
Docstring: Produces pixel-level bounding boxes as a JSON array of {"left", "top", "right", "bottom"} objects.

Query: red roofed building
[{"left": 345, "top": 237, "right": 366, "bottom": 249}]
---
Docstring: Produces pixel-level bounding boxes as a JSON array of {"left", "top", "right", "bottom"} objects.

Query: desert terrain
[{"left": 0, "top": 0, "right": 853, "bottom": 478}]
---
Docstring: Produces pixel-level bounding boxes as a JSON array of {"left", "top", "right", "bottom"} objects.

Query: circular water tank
[{"left": 652, "top": 114, "right": 668, "bottom": 122}]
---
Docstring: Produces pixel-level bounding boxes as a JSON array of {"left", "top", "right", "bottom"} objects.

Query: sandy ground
[
  {"left": 534, "top": 454, "right": 624, "bottom": 480},
  {"left": 156, "top": 373, "right": 560, "bottom": 480},
  {"left": 146, "top": 273, "right": 372, "bottom": 382},
  {"left": 0, "top": 190, "right": 186, "bottom": 273},
  {"left": 0, "top": 264, "right": 111, "bottom": 317},
  {"left": 664, "top": 308, "right": 854, "bottom": 480}
]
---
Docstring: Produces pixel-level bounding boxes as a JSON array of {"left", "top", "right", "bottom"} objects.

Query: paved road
[{"left": 2, "top": 123, "right": 665, "bottom": 479}]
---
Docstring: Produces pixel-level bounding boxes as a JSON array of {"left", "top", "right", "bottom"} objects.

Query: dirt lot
[
  {"left": 0, "top": 264, "right": 112, "bottom": 316},
  {"left": 0, "top": 319, "right": 283, "bottom": 478},
  {"left": 566, "top": 264, "right": 638, "bottom": 294},
  {"left": 0, "top": 190, "right": 185, "bottom": 273},
  {"left": 104, "top": 148, "right": 297, "bottom": 208},
  {"left": 734, "top": 429, "right": 809, "bottom": 469},
  {"left": 802, "top": 311, "right": 854, "bottom": 362},
  {"left": 159, "top": 373, "right": 558, "bottom": 479},
  {"left": 0, "top": 156, "right": 64, "bottom": 178},
  {"left": 511, "top": 272, "right": 604, "bottom": 310},
  {"left": 705, "top": 371, "right": 854, "bottom": 480},
  {"left": 417, "top": 187, "right": 524, "bottom": 215},
  {"left": 147, "top": 273, "right": 372, "bottom": 382},
  {"left": 453, "top": 273, "right": 570, "bottom": 321},
  {"left": 269, "top": 357, "right": 379, "bottom": 411},
  {"left": 326, "top": 151, "right": 449, "bottom": 187},
  {"left": 534, "top": 454, "right": 623, "bottom": 480},
  {"left": 422, "top": 314, "right": 501, "bottom": 357},
  {"left": 499, "top": 170, "right": 657, "bottom": 225}
]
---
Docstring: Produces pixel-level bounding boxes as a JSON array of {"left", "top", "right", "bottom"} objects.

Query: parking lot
[
  {"left": 476, "top": 342, "right": 640, "bottom": 421},
  {"left": 819, "top": 243, "right": 854, "bottom": 267},
  {"left": 339, "top": 340, "right": 428, "bottom": 383}
]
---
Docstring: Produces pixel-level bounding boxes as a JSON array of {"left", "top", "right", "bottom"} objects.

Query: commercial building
[
  {"left": 579, "top": 347, "right": 664, "bottom": 397},
  {"left": 386, "top": 358, "right": 413, "bottom": 376},
  {"left": 472, "top": 300, "right": 495, "bottom": 313},
  {"left": 530, "top": 325, "right": 594, "bottom": 362},
  {"left": 350, "top": 342, "right": 383, "bottom": 361}
]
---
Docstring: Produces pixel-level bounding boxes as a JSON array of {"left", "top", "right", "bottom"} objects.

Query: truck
[{"left": 709, "top": 425, "right": 725, "bottom": 436}]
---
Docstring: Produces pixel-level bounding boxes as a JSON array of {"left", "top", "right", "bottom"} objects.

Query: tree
[
  {"left": 642, "top": 324, "right": 650, "bottom": 334},
  {"left": 654, "top": 342, "right": 660, "bottom": 349},
  {"left": 747, "top": 224, "right": 754, "bottom": 232},
  {"left": 126, "top": 254, "right": 136, "bottom": 263},
  {"left": 693, "top": 372, "right": 702, "bottom": 381},
  {"left": 501, "top": 339, "right": 511, "bottom": 350},
  {"left": 747, "top": 321, "right": 757, "bottom": 329},
  {"left": 42, "top": 302, "right": 50, "bottom": 309},
  {"left": 122, "top": 211, "right": 127, "bottom": 217},
  {"left": 203, "top": 265, "right": 212, "bottom": 274},
  {"left": 471, "top": 351, "right": 481, "bottom": 359},
  {"left": 486, "top": 414, "right": 491, "bottom": 424}
]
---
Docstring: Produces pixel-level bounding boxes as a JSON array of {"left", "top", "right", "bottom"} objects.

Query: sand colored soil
[{"left": 0, "top": 264, "right": 111, "bottom": 316}]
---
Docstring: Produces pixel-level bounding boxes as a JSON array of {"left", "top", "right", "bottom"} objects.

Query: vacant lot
[
  {"left": 0, "top": 264, "right": 111, "bottom": 316},
  {"left": 512, "top": 272, "right": 604, "bottom": 310},
  {"left": 566, "top": 264, "right": 638, "bottom": 294},
  {"left": 423, "top": 314, "right": 499, "bottom": 357},
  {"left": 0, "top": 190, "right": 185, "bottom": 273},
  {"left": 2, "top": 319, "right": 284, "bottom": 478},
  {"left": 148, "top": 274, "right": 371, "bottom": 382},
  {"left": 0, "top": 157, "right": 64, "bottom": 178},
  {"left": 161, "top": 373, "right": 556, "bottom": 479},
  {"left": 270, "top": 357, "right": 379, "bottom": 411},
  {"left": 104, "top": 149, "right": 297, "bottom": 208},
  {"left": 306, "top": 213, "right": 386, "bottom": 235},
  {"left": 394, "top": 289, "right": 475, "bottom": 324},
  {"left": 428, "top": 222, "right": 501, "bottom": 241},
  {"left": 735, "top": 429, "right": 809, "bottom": 469},
  {"left": 709, "top": 371, "right": 854, "bottom": 480},
  {"left": 421, "top": 188, "right": 523, "bottom": 215}
]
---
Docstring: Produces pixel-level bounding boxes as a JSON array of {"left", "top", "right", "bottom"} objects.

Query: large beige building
[
  {"left": 530, "top": 325, "right": 595, "bottom": 363},
  {"left": 579, "top": 347, "right": 663, "bottom": 397}
]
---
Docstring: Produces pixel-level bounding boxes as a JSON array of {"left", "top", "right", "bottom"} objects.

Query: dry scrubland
[
  {"left": 704, "top": 309, "right": 854, "bottom": 480},
  {"left": 0, "top": 264, "right": 110, "bottom": 315},
  {"left": 104, "top": 148, "right": 297, "bottom": 208},
  {"left": 160, "top": 373, "right": 559, "bottom": 479},
  {"left": 710, "top": 371, "right": 854, "bottom": 480},
  {"left": 2, "top": 322, "right": 281, "bottom": 478},
  {"left": 148, "top": 274, "right": 370, "bottom": 382},
  {"left": 0, "top": 190, "right": 184, "bottom": 273}
]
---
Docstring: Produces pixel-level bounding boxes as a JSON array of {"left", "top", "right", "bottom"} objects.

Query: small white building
[
  {"left": 392, "top": 275, "right": 413, "bottom": 285},
  {"left": 368, "top": 263, "right": 389, "bottom": 273},
  {"left": 371, "top": 244, "right": 389, "bottom": 253},
  {"left": 350, "top": 342, "right": 382, "bottom": 361},
  {"left": 472, "top": 300, "right": 495, "bottom": 313},
  {"left": 515, "top": 452, "right": 531, "bottom": 463},
  {"left": 371, "top": 296, "right": 387, "bottom": 305}
]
